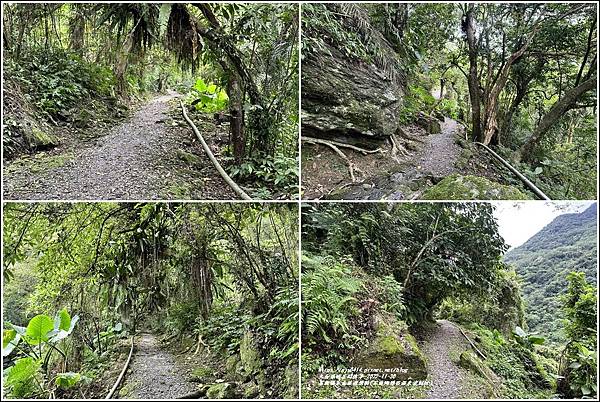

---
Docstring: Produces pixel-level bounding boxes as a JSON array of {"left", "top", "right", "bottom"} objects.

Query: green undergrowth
[{"left": 463, "top": 323, "right": 556, "bottom": 399}]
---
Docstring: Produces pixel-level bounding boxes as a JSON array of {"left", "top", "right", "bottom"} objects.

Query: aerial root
[
  {"left": 397, "top": 127, "right": 425, "bottom": 144},
  {"left": 303, "top": 137, "right": 360, "bottom": 182},
  {"left": 301, "top": 136, "right": 382, "bottom": 155},
  {"left": 193, "top": 333, "right": 209, "bottom": 355}
]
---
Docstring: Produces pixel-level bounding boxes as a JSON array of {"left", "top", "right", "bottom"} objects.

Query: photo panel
[
  {"left": 300, "top": 2, "right": 597, "bottom": 201},
  {"left": 2, "top": 2, "right": 299, "bottom": 201},
  {"left": 300, "top": 201, "right": 597, "bottom": 399},
  {"left": 2, "top": 201, "right": 300, "bottom": 399}
]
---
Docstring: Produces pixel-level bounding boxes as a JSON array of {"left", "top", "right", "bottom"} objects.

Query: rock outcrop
[
  {"left": 301, "top": 5, "right": 405, "bottom": 149},
  {"left": 352, "top": 315, "right": 427, "bottom": 380}
]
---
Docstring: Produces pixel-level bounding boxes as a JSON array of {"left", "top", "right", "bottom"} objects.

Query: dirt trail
[
  {"left": 419, "top": 320, "right": 470, "bottom": 399},
  {"left": 118, "top": 333, "right": 196, "bottom": 399},
  {"left": 3, "top": 91, "right": 236, "bottom": 200},
  {"left": 412, "top": 117, "right": 462, "bottom": 178},
  {"left": 326, "top": 117, "right": 463, "bottom": 200}
]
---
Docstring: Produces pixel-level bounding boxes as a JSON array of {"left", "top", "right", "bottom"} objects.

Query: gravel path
[
  {"left": 3, "top": 92, "right": 236, "bottom": 200},
  {"left": 119, "top": 333, "right": 196, "bottom": 399},
  {"left": 420, "top": 320, "right": 469, "bottom": 399},
  {"left": 414, "top": 117, "right": 462, "bottom": 178}
]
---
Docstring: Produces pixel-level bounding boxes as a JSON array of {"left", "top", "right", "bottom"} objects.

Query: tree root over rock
[{"left": 302, "top": 136, "right": 371, "bottom": 182}]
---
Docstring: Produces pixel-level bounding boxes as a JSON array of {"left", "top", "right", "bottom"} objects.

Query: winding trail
[
  {"left": 117, "top": 333, "right": 196, "bottom": 399},
  {"left": 413, "top": 117, "right": 462, "bottom": 178},
  {"left": 419, "top": 320, "right": 470, "bottom": 399},
  {"left": 3, "top": 92, "right": 236, "bottom": 200}
]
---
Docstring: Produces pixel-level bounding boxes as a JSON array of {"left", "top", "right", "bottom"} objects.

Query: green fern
[{"left": 301, "top": 253, "right": 362, "bottom": 345}]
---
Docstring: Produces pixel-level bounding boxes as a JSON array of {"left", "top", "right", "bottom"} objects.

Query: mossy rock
[
  {"left": 283, "top": 364, "right": 299, "bottom": 398},
  {"left": 24, "top": 124, "right": 59, "bottom": 150},
  {"left": 352, "top": 316, "right": 427, "bottom": 380},
  {"left": 225, "top": 354, "right": 242, "bottom": 375},
  {"left": 416, "top": 113, "right": 442, "bottom": 134},
  {"left": 191, "top": 366, "right": 214, "bottom": 382},
  {"left": 239, "top": 331, "right": 261, "bottom": 375},
  {"left": 422, "top": 174, "right": 530, "bottom": 200},
  {"left": 459, "top": 350, "right": 501, "bottom": 391},
  {"left": 176, "top": 149, "right": 203, "bottom": 167},
  {"left": 242, "top": 382, "right": 260, "bottom": 398},
  {"left": 206, "top": 382, "right": 237, "bottom": 399}
]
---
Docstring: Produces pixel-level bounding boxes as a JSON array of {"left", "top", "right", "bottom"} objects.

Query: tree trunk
[
  {"left": 464, "top": 8, "right": 483, "bottom": 142},
  {"left": 227, "top": 71, "right": 245, "bottom": 163},
  {"left": 69, "top": 4, "right": 85, "bottom": 57},
  {"left": 517, "top": 76, "right": 597, "bottom": 163},
  {"left": 115, "top": 36, "right": 133, "bottom": 96}
]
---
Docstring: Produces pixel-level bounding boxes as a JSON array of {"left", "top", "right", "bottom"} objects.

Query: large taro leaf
[{"left": 25, "top": 314, "right": 54, "bottom": 345}]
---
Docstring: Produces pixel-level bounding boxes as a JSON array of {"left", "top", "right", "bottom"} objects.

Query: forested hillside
[
  {"left": 3, "top": 3, "right": 299, "bottom": 199},
  {"left": 301, "top": 3, "right": 596, "bottom": 200},
  {"left": 505, "top": 204, "right": 597, "bottom": 342},
  {"left": 301, "top": 202, "right": 597, "bottom": 399},
  {"left": 2, "top": 203, "right": 299, "bottom": 399}
]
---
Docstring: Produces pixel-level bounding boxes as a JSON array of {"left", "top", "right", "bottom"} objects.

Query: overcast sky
[{"left": 492, "top": 201, "right": 595, "bottom": 249}]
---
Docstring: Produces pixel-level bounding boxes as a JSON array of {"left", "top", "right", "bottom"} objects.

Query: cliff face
[
  {"left": 301, "top": 4, "right": 405, "bottom": 149},
  {"left": 504, "top": 203, "right": 597, "bottom": 342}
]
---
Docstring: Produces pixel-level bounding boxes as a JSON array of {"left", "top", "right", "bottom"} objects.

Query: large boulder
[
  {"left": 302, "top": 47, "right": 403, "bottom": 149},
  {"left": 352, "top": 315, "right": 427, "bottom": 380},
  {"left": 422, "top": 174, "right": 531, "bottom": 200}
]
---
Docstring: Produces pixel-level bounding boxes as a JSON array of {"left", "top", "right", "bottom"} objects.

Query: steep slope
[{"left": 504, "top": 203, "right": 597, "bottom": 342}]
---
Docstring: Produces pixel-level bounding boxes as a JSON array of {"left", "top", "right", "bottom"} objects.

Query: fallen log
[{"left": 180, "top": 101, "right": 252, "bottom": 200}]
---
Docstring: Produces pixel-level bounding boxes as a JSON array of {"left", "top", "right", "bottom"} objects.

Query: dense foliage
[
  {"left": 2, "top": 3, "right": 299, "bottom": 197},
  {"left": 2, "top": 202, "right": 298, "bottom": 399},
  {"left": 302, "top": 202, "right": 509, "bottom": 323}
]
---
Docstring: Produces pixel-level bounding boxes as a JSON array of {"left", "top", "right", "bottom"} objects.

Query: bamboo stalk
[{"left": 450, "top": 322, "right": 487, "bottom": 360}]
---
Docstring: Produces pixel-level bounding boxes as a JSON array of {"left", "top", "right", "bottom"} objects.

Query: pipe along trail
[
  {"left": 180, "top": 101, "right": 252, "bottom": 200},
  {"left": 474, "top": 142, "right": 550, "bottom": 200},
  {"left": 105, "top": 336, "right": 134, "bottom": 399}
]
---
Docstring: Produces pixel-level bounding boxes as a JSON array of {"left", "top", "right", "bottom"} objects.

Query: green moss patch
[{"left": 422, "top": 174, "right": 530, "bottom": 200}]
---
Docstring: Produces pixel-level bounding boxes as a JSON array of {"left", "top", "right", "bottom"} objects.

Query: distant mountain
[{"left": 504, "top": 203, "right": 597, "bottom": 343}]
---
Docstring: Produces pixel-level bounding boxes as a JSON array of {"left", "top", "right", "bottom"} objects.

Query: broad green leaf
[
  {"left": 513, "top": 326, "right": 526, "bottom": 338},
  {"left": 5, "top": 357, "right": 41, "bottom": 387},
  {"left": 3, "top": 329, "right": 21, "bottom": 357},
  {"left": 8, "top": 323, "right": 26, "bottom": 335},
  {"left": 581, "top": 385, "right": 591, "bottom": 395},
  {"left": 193, "top": 78, "right": 207, "bottom": 92},
  {"left": 54, "top": 308, "right": 71, "bottom": 331},
  {"left": 55, "top": 372, "right": 89, "bottom": 389},
  {"left": 25, "top": 314, "right": 54, "bottom": 345},
  {"left": 528, "top": 335, "right": 545, "bottom": 345}
]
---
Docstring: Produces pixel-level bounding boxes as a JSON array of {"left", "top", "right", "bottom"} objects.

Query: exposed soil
[
  {"left": 117, "top": 333, "right": 197, "bottom": 399},
  {"left": 302, "top": 117, "right": 464, "bottom": 200},
  {"left": 3, "top": 91, "right": 238, "bottom": 200},
  {"left": 418, "top": 320, "right": 470, "bottom": 399}
]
